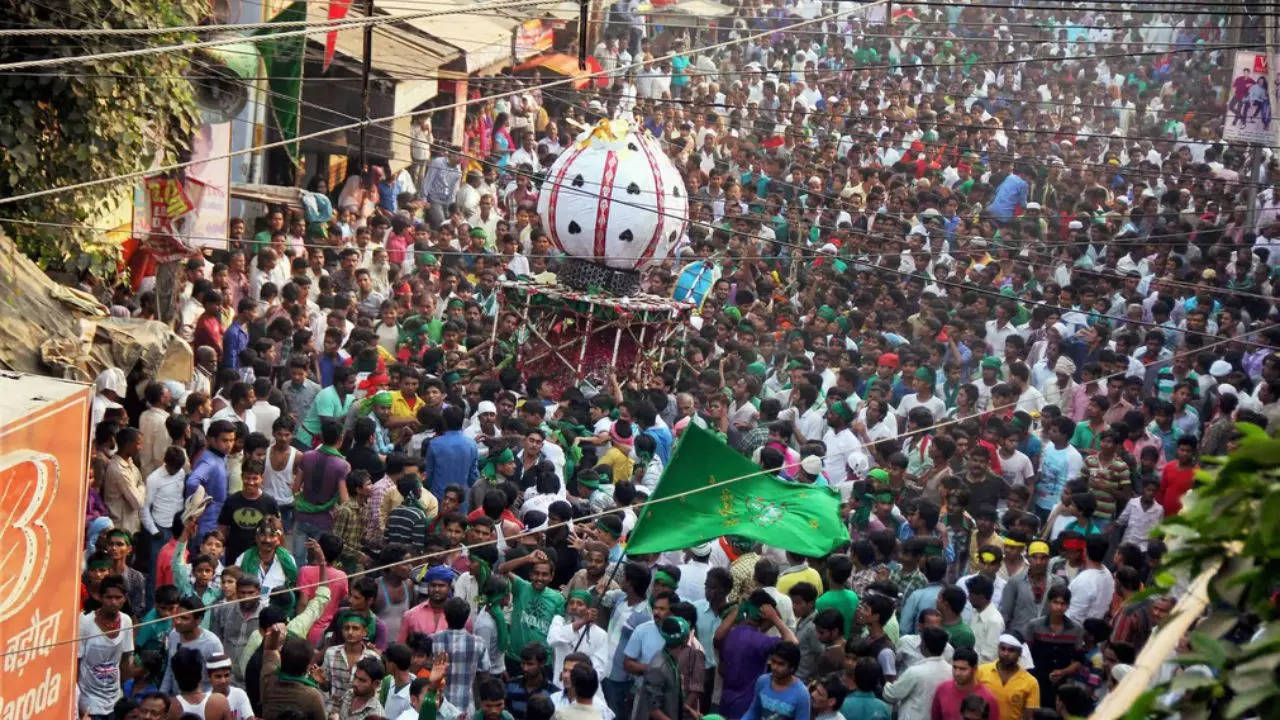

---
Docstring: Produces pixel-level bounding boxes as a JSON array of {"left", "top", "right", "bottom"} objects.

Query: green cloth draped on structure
[{"left": 626, "top": 424, "right": 849, "bottom": 556}]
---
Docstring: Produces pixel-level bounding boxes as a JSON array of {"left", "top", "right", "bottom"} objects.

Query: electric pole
[{"left": 359, "top": 0, "right": 374, "bottom": 172}]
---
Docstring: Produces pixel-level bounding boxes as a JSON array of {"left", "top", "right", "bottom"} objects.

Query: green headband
[
  {"left": 594, "top": 518, "right": 620, "bottom": 537},
  {"left": 659, "top": 616, "right": 692, "bottom": 646},
  {"left": 653, "top": 570, "right": 678, "bottom": 588},
  {"left": 580, "top": 475, "right": 602, "bottom": 491},
  {"left": 817, "top": 305, "right": 837, "bottom": 321},
  {"left": 739, "top": 600, "right": 763, "bottom": 621},
  {"left": 337, "top": 610, "right": 368, "bottom": 628},
  {"left": 569, "top": 589, "right": 594, "bottom": 605},
  {"left": 371, "top": 391, "right": 393, "bottom": 407},
  {"left": 106, "top": 529, "right": 132, "bottom": 545},
  {"left": 829, "top": 401, "right": 854, "bottom": 422},
  {"left": 492, "top": 448, "right": 515, "bottom": 464},
  {"left": 447, "top": 298, "right": 465, "bottom": 309},
  {"left": 867, "top": 468, "right": 890, "bottom": 483},
  {"left": 724, "top": 306, "right": 742, "bottom": 321},
  {"left": 746, "top": 361, "right": 767, "bottom": 378},
  {"left": 87, "top": 557, "right": 111, "bottom": 570},
  {"left": 873, "top": 491, "right": 896, "bottom": 503}
]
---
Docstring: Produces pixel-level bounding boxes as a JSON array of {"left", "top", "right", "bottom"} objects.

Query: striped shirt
[
  {"left": 385, "top": 502, "right": 428, "bottom": 553},
  {"left": 1083, "top": 454, "right": 1131, "bottom": 520}
]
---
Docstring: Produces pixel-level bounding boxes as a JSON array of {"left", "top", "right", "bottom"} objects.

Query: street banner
[{"left": 1224, "top": 51, "right": 1275, "bottom": 145}]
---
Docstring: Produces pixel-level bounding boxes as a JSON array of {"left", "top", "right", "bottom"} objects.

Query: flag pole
[{"left": 573, "top": 548, "right": 627, "bottom": 651}]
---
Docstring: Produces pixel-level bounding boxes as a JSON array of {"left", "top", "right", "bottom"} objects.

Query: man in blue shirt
[
  {"left": 900, "top": 555, "right": 948, "bottom": 635},
  {"left": 185, "top": 419, "right": 236, "bottom": 538},
  {"left": 221, "top": 298, "right": 256, "bottom": 370},
  {"left": 986, "top": 164, "right": 1031, "bottom": 223},
  {"left": 425, "top": 405, "right": 479, "bottom": 503}
]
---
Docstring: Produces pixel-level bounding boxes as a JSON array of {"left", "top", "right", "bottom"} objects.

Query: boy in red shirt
[{"left": 1156, "top": 436, "right": 1199, "bottom": 516}]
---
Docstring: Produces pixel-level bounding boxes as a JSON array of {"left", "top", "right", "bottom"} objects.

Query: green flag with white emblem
[{"left": 625, "top": 424, "right": 849, "bottom": 556}]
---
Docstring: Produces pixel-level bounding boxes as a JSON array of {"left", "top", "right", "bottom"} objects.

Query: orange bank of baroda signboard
[{"left": 0, "top": 374, "right": 90, "bottom": 720}]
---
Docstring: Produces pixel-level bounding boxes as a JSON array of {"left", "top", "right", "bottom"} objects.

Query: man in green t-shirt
[
  {"left": 499, "top": 549, "right": 566, "bottom": 662},
  {"left": 937, "top": 585, "right": 975, "bottom": 650},
  {"left": 250, "top": 209, "right": 285, "bottom": 257},
  {"left": 814, "top": 554, "right": 860, "bottom": 638}
]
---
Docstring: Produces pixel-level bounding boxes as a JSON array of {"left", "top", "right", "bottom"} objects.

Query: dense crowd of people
[{"left": 73, "top": 1, "right": 1280, "bottom": 719}]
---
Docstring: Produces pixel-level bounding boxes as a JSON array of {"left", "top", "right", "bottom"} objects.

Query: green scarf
[
  {"left": 239, "top": 546, "right": 299, "bottom": 590},
  {"left": 294, "top": 446, "right": 343, "bottom": 513},
  {"left": 276, "top": 670, "right": 319, "bottom": 688},
  {"left": 473, "top": 557, "right": 509, "bottom": 656}
]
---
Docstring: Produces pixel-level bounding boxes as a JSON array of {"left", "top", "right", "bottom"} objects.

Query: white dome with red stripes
[{"left": 536, "top": 119, "right": 688, "bottom": 271}]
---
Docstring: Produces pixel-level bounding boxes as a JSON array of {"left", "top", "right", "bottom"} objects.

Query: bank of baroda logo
[{"left": 0, "top": 451, "right": 57, "bottom": 621}]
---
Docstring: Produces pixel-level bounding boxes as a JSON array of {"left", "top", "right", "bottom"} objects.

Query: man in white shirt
[
  {"left": 884, "top": 626, "right": 953, "bottom": 719},
  {"left": 822, "top": 400, "right": 867, "bottom": 482},
  {"left": 964, "top": 575, "right": 1005, "bottom": 664},
  {"left": 1066, "top": 534, "right": 1115, "bottom": 623},
  {"left": 985, "top": 303, "right": 1026, "bottom": 356}
]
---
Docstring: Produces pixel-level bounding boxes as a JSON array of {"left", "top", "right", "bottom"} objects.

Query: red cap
[{"left": 878, "top": 352, "right": 900, "bottom": 369}]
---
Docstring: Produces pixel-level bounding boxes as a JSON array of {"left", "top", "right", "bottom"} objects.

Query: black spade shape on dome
[
  {"left": 568, "top": 220, "right": 581, "bottom": 234},
  {"left": 628, "top": 142, "right": 639, "bottom": 151},
  {"left": 668, "top": 230, "right": 677, "bottom": 242},
  {"left": 627, "top": 182, "right": 642, "bottom": 195},
  {"left": 672, "top": 186, "right": 681, "bottom": 198},
  {"left": 572, "top": 174, "right": 585, "bottom": 188},
  {"left": 619, "top": 229, "right": 634, "bottom": 242}
]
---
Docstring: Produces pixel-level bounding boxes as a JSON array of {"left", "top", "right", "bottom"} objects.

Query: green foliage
[
  {"left": 0, "top": 0, "right": 209, "bottom": 277},
  {"left": 1123, "top": 424, "right": 1280, "bottom": 719}
]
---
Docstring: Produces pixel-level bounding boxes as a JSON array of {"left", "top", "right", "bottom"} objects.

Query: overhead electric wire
[
  {"left": 0, "top": 4, "right": 880, "bottom": 206},
  {"left": 37, "top": 69, "right": 1277, "bottom": 335},
  {"left": 0, "top": 0, "right": 573, "bottom": 72}
]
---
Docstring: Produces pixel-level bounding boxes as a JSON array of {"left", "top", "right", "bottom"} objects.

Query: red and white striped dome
[{"left": 537, "top": 120, "right": 688, "bottom": 271}]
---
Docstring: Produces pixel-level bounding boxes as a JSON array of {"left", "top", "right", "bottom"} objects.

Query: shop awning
[
  {"left": 635, "top": 0, "right": 733, "bottom": 26},
  {"left": 537, "top": 3, "right": 581, "bottom": 21},
  {"left": 396, "top": 2, "right": 516, "bottom": 73},
  {"left": 305, "top": 4, "right": 460, "bottom": 76},
  {"left": 514, "top": 52, "right": 603, "bottom": 89},
  {"left": 230, "top": 182, "right": 306, "bottom": 207}
]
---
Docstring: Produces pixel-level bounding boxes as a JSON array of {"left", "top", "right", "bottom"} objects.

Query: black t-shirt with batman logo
[{"left": 217, "top": 492, "right": 281, "bottom": 563}]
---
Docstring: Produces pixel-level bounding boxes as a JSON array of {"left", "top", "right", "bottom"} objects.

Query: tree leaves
[
  {"left": 1133, "top": 426, "right": 1280, "bottom": 717},
  {"left": 0, "top": 0, "right": 209, "bottom": 276}
]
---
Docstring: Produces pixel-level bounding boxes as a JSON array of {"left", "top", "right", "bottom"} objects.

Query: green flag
[
  {"left": 626, "top": 424, "right": 849, "bottom": 556},
  {"left": 256, "top": 1, "right": 306, "bottom": 163}
]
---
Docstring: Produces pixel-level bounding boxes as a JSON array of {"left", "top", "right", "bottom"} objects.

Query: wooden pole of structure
[
  {"left": 673, "top": 324, "right": 689, "bottom": 384},
  {"left": 1090, "top": 557, "right": 1225, "bottom": 719},
  {"left": 488, "top": 299, "right": 500, "bottom": 364},
  {"left": 633, "top": 324, "right": 648, "bottom": 381},
  {"left": 609, "top": 324, "right": 623, "bottom": 366},
  {"left": 578, "top": 302, "right": 595, "bottom": 372}
]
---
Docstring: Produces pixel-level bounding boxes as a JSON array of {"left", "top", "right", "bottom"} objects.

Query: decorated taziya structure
[
  {"left": 536, "top": 119, "right": 688, "bottom": 294},
  {"left": 491, "top": 120, "right": 693, "bottom": 396}
]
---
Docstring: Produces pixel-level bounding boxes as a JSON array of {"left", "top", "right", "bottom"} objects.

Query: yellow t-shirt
[
  {"left": 597, "top": 446, "right": 634, "bottom": 485},
  {"left": 976, "top": 662, "right": 1040, "bottom": 720},
  {"left": 776, "top": 566, "right": 825, "bottom": 595},
  {"left": 389, "top": 390, "right": 422, "bottom": 422}
]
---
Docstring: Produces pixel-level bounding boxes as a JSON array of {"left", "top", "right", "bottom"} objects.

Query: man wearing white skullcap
[{"left": 976, "top": 634, "right": 1040, "bottom": 720}]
